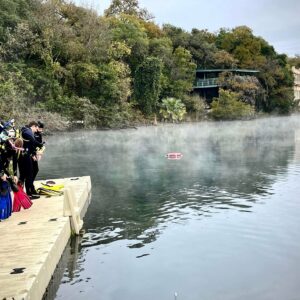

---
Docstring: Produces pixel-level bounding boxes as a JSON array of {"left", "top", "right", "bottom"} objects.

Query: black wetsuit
[
  {"left": 0, "top": 143, "right": 18, "bottom": 177},
  {"left": 18, "top": 127, "right": 43, "bottom": 195},
  {"left": 32, "top": 131, "right": 43, "bottom": 181},
  {"left": 0, "top": 142, "right": 18, "bottom": 195},
  {"left": 0, "top": 148, "right": 4, "bottom": 178}
]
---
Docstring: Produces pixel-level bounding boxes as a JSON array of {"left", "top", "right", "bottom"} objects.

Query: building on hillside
[
  {"left": 193, "top": 69, "right": 259, "bottom": 102},
  {"left": 292, "top": 66, "right": 300, "bottom": 101}
]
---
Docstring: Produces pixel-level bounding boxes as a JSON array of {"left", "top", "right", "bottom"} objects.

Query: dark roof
[{"left": 196, "top": 69, "right": 259, "bottom": 73}]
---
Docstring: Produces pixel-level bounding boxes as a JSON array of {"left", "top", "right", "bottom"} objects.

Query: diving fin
[
  {"left": 41, "top": 183, "right": 64, "bottom": 191},
  {"left": 13, "top": 195, "right": 22, "bottom": 212},
  {"left": 0, "top": 181, "right": 12, "bottom": 220},
  {"left": 13, "top": 184, "right": 32, "bottom": 212},
  {"left": 37, "top": 187, "right": 63, "bottom": 196}
]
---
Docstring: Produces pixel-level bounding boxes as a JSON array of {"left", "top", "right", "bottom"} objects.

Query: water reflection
[
  {"left": 86, "top": 123, "right": 293, "bottom": 248},
  {"left": 43, "top": 236, "right": 83, "bottom": 299},
  {"left": 40, "top": 116, "right": 300, "bottom": 300}
]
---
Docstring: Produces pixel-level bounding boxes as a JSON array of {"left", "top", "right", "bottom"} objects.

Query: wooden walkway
[{"left": 0, "top": 176, "right": 91, "bottom": 300}]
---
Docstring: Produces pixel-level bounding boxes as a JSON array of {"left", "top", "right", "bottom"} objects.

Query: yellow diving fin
[
  {"left": 41, "top": 183, "right": 64, "bottom": 191},
  {"left": 37, "top": 187, "right": 63, "bottom": 196}
]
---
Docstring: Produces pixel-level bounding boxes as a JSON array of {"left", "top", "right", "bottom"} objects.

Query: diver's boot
[{"left": 29, "top": 194, "right": 40, "bottom": 200}]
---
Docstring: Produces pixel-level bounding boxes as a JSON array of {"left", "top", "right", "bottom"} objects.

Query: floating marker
[{"left": 166, "top": 152, "right": 183, "bottom": 160}]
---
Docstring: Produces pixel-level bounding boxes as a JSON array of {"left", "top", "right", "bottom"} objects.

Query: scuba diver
[
  {"left": 0, "top": 167, "right": 12, "bottom": 221},
  {"left": 18, "top": 121, "right": 44, "bottom": 199},
  {"left": 32, "top": 121, "right": 45, "bottom": 182},
  {"left": 0, "top": 119, "right": 20, "bottom": 220},
  {"left": 0, "top": 149, "right": 12, "bottom": 221},
  {"left": 35, "top": 121, "right": 44, "bottom": 143}
]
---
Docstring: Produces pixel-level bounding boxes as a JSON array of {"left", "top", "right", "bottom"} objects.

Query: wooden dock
[{"left": 0, "top": 176, "right": 92, "bottom": 300}]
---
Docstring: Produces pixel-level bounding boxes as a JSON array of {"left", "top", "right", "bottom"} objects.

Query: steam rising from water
[
  {"left": 41, "top": 115, "right": 300, "bottom": 300},
  {"left": 40, "top": 116, "right": 300, "bottom": 246}
]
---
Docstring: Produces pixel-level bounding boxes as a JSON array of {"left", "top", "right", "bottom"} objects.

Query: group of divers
[{"left": 0, "top": 119, "right": 63, "bottom": 221}]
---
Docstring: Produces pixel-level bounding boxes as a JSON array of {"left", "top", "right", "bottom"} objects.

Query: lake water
[{"left": 40, "top": 116, "right": 300, "bottom": 300}]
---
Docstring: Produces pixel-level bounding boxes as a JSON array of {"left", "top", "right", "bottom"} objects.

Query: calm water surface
[{"left": 40, "top": 116, "right": 300, "bottom": 300}]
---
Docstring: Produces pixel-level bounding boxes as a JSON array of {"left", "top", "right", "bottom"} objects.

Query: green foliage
[
  {"left": 149, "top": 37, "right": 173, "bottom": 63},
  {"left": 0, "top": 0, "right": 34, "bottom": 42},
  {"left": 0, "top": 62, "right": 35, "bottom": 104},
  {"left": 215, "top": 26, "right": 293, "bottom": 109},
  {"left": 218, "top": 72, "right": 265, "bottom": 107},
  {"left": 0, "top": 22, "right": 37, "bottom": 61},
  {"left": 162, "top": 47, "right": 196, "bottom": 99},
  {"left": 97, "top": 61, "right": 131, "bottom": 105},
  {"left": 216, "top": 26, "right": 266, "bottom": 68},
  {"left": 0, "top": 61, "right": 66, "bottom": 130},
  {"left": 210, "top": 89, "right": 255, "bottom": 120},
  {"left": 65, "top": 62, "right": 99, "bottom": 96},
  {"left": 45, "top": 95, "right": 99, "bottom": 127},
  {"left": 266, "top": 87, "right": 295, "bottom": 114},
  {"left": 97, "top": 102, "right": 144, "bottom": 128},
  {"left": 182, "top": 94, "right": 206, "bottom": 121},
  {"left": 187, "top": 29, "right": 217, "bottom": 68},
  {"left": 64, "top": 60, "right": 131, "bottom": 104},
  {"left": 162, "top": 24, "right": 190, "bottom": 49},
  {"left": 212, "top": 50, "right": 238, "bottom": 68},
  {"left": 133, "top": 57, "right": 162, "bottom": 115},
  {"left": 104, "top": 0, "right": 153, "bottom": 20},
  {"left": 182, "top": 94, "right": 206, "bottom": 114},
  {"left": 0, "top": 0, "right": 295, "bottom": 128},
  {"left": 110, "top": 14, "right": 149, "bottom": 72},
  {"left": 159, "top": 97, "right": 186, "bottom": 122},
  {"left": 108, "top": 41, "right": 131, "bottom": 60}
]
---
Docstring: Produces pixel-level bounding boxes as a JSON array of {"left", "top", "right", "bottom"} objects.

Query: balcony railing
[{"left": 194, "top": 78, "right": 219, "bottom": 88}]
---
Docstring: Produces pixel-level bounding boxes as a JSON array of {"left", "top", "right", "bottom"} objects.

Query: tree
[
  {"left": 133, "top": 57, "right": 162, "bottom": 115},
  {"left": 216, "top": 26, "right": 265, "bottom": 68},
  {"left": 110, "top": 14, "right": 149, "bottom": 72},
  {"left": 0, "top": 22, "right": 37, "bottom": 61},
  {"left": 162, "top": 47, "right": 196, "bottom": 99},
  {"left": 100, "top": 60, "right": 131, "bottom": 105},
  {"left": 0, "top": 0, "right": 295, "bottom": 128},
  {"left": 59, "top": 5, "right": 113, "bottom": 64},
  {"left": 162, "top": 24, "right": 190, "bottom": 49},
  {"left": 212, "top": 50, "right": 238, "bottom": 69},
  {"left": 216, "top": 26, "right": 294, "bottom": 113},
  {"left": 266, "top": 87, "right": 295, "bottom": 114},
  {"left": 159, "top": 97, "right": 186, "bottom": 122},
  {"left": 0, "top": 0, "right": 35, "bottom": 42},
  {"left": 148, "top": 37, "right": 173, "bottom": 66},
  {"left": 104, "top": 0, "right": 153, "bottom": 20},
  {"left": 218, "top": 72, "right": 265, "bottom": 107},
  {"left": 187, "top": 28, "right": 217, "bottom": 68},
  {"left": 210, "top": 89, "right": 254, "bottom": 120}
]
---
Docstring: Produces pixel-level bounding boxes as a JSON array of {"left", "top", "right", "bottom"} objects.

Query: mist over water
[{"left": 41, "top": 116, "right": 300, "bottom": 300}]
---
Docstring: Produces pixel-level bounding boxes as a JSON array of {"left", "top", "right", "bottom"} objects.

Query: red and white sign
[{"left": 166, "top": 152, "right": 183, "bottom": 160}]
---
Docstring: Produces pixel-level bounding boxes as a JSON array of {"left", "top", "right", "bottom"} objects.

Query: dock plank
[{"left": 0, "top": 176, "right": 91, "bottom": 300}]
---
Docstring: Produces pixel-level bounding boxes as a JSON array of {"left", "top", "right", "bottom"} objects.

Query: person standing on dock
[
  {"left": 32, "top": 121, "right": 45, "bottom": 182},
  {"left": 0, "top": 121, "right": 22, "bottom": 220},
  {"left": 19, "top": 121, "right": 44, "bottom": 199}
]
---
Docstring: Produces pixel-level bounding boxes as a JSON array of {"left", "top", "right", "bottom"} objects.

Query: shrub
[
  {"left": 97, "top": 102, "right": 145, "bottom": 128},
  {"left": 183, "top": 94, "right": 206, "bottom": 112},
  {"left": 267, "top": 87, "right": 295, "bottom": 114},
  {"left": 159, "top": 97, "right": 186, "bottom": 122},
  {"left": 209, "top": 89, "right": 255, "bottom": 120}
]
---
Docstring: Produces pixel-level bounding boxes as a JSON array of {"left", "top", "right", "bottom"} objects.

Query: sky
[{"left": 76, "top": 0, "right": 300, "bottom": 56}]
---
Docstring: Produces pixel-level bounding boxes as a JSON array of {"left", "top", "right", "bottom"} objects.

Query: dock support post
[{"left": 63, "top": 187, "right": 83, "bottom": 235}]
